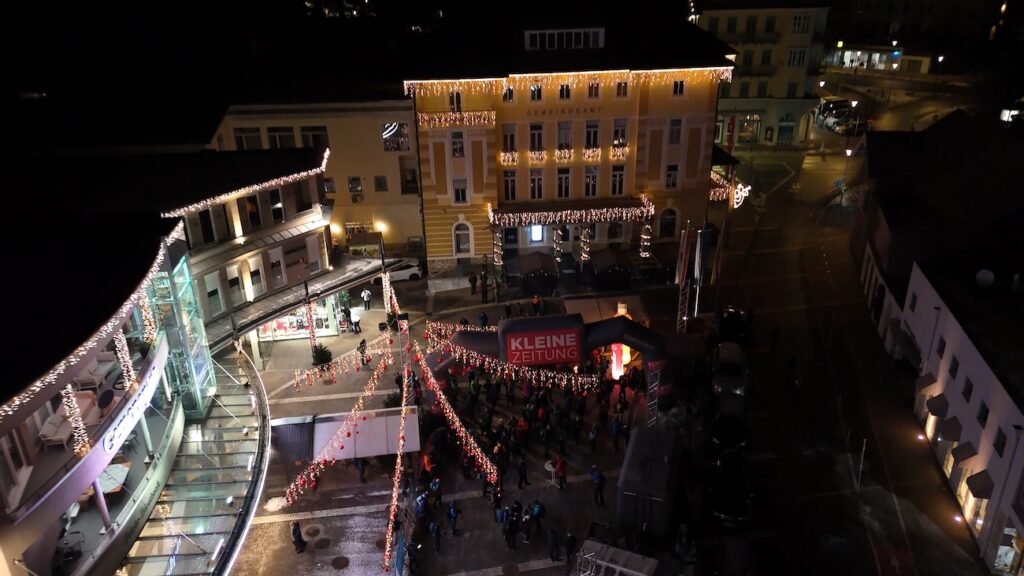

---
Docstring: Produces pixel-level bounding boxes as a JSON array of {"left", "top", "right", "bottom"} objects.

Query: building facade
[
  {"left": 211, "top": 102, "right": 423, "bottom": 256},
  {"left": 700, "top": 3, "right": 828, "bottom": 146},
  {"left": 405, "top": 26, "right": 733, "bottom": 275}
]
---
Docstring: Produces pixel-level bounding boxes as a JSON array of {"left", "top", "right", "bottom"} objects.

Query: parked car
[
  {"left": 373, "top": 258, "right": 422, "bottom": 284},
  {"left": 712, "top": 342, "right": 749, "bottom": 396},
  {"left": 717, "top": 305, "right": 748, "bottom": 344}
]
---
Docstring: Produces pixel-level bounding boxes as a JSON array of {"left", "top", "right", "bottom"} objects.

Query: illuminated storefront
[{"left": 257, "top": 294, "right": 342, "bottom": 342}]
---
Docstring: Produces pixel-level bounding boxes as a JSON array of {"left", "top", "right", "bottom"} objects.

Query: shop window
[{"left": 530, "top": 225, "right": 544, "bottom": 243}]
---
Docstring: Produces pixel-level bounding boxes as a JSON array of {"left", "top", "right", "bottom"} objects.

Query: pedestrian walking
[
  {"left": 430, "top": 476, "right": 442, "bottom": 507},
  {"left": 554, "top": 454, "right": 567, "bottom": 490},
  {"left": 479, "top": 310, "right": 489, "bottom": 327},
  {"left": 468, "top": 273, "right": 478, "bottom": 295},
  {"left": 355, "top": 457, "right": 367, "bottom": 483},
  {"left": 504, "top": 303, "right": 513, "bottom": 319},
  {"left": 447, "top": 501, "right": 460, "bottom": 535},
  {"left": 490, "top": 485, "right": 503, "bottom": 516},
  {"left": 350, "top": 309, "right": 362, "bottom": 333},
  {"left": 361, "top": 287, "right": 372, "bottom": 310},
  {"left": 590, "top": 465, "right": 606, "bottom": 507},
  {"left": 770, "top": 322, "right": 780, "bottom": 354},
  {"left": 565, "top": 530, "right": 578, "bottom": 572},
  {"left": 548, "top": 528, "right": 561, "bottom": 561},
  {"left": 429, "top": 519, "right": 442, "bottom": 553},
  {"left": 531, "top": 500, "right": 545, "bottom": 534},
  {"left": 517, "top": 457, "right": 530, "bottom": 489},
  {"left": 291, "top": 521, "right": 307, "bottom": 553},
  {"left": 516, "top": 301, "right": 524, "bottom": 318},
  {"left": 587, "top": 423, "right": 598, "bottom": 453},
  {"left": 358, "top": 339, "right": 368, "bottom": 365}
]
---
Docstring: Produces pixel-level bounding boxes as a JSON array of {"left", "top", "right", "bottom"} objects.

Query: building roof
[
  {"left": 5, "top": 149, "right": 325, "bottom": 402},
  {"left": 699, "top": 0, "right": 829, "bottom": 11}
]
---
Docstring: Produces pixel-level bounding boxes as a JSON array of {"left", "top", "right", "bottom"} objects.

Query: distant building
[{"left": 699, "top": 1, "right": 829, "bottom": 146}]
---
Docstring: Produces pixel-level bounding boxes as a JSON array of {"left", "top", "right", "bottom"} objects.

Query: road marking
[
  {"left": 766, "top": 162, "right": 797, "bottom": 197},
  {"left": 269, "top": 389, "right": 397, "bottom": 405}
]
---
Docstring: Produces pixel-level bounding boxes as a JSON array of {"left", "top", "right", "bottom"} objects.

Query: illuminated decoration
[
  {"left": 733, "top": 183, "right": 752, "bottom": 209},
  {"left": 639, "top": 221, "right": 652, "bottom": 258},
  {"left": 160, "top": 150, "right": 331, "bottom": 218},
  {"left": 610, "top": 145, "right": 630, "bottom": 161},
  {"left": 113, "top": 331, "right": 138, "bottom": 393},
  {"left": 583, "top": 147, "right": 602, "bottom": 162},
  {"left": 139, "top": 295, "right": 157, "bottom": 345},
  {"left": 424, "top": 321, "right": 497, "bottom": 343},
  {"left": 418, "top": 110, "right": 496, "bottom": 129},
  {"left": 382, "top": 122, "right": 402, "bottom": 140},
  {"left": 413, "top": 341, "right": 498, "bottom": 484},
  {"left": 709, "top": 171, "right": 731, "bottom": 201},
  {"left": 62, "top": 385, "right": 91, "bottom": 457},
  {"left": 499, "top": 151, "right": 519, "bottom": 167},
  {"left": 610, "top": 303, "right": 633, "bottom": 380},
  {"left": 290, "top": 333, "right": 391, "bottom": 390},
  {"left": 104, "top": 337, "right": 166, "bottom": 454},
  {"left": 403, "top": 67, "right": 733, "bottom": 97},
  {"left": 555, "top": 149, "right": 574, "bottom": 163},
  {"left": 382, "top": 365, "right": 411, "bottom": 571},
  {"left": 554, "top": 227, "right": 564, "bottom": 263},
  {"left": 304, "top": 301, "right": 317, "bottom": 350},
  {"left": 493, "top": 231, "right": 503, "bottom": 267},
  {"left": 115, "top": 568, "right": 128, "bottom": 576},
  {"left": 579, "top": 225, "right": 591, "bottom": 262},
  {"left": 529, "top": 150, "right": 548, "bottom": 165},
  {"left": 487, "top": 195, "right": 654, "bottom": 228},
  {"left": 285, "top": 330, "right": 393, "bottom": 506},
  {"left": 0, "top": 221, "right": 184, "bottom": 430},
  {"left": 687, "top": 0, "right": 698, "bottom": 23}
]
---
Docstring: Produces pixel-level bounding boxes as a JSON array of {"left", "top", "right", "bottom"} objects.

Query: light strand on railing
[
  {"left": 113, "top": 331, "right": 138, "bottom": 393},
  {"left": 304, "top": 301, "right": 317, "bottom": 350},
  {"left": 580, "top": 225, "right": 591, "bottom": 262},
  {"left": 62, "top": 384, "right": 91, "bottom": 456},
  {"left": 487, "top": 194, "right": 654, "bottom": 228},
  {"left": 418, "top": 110, "right": 496, "bottom": 129},
  {"left": 140, "top": 295, "right": 157, "bottom": 345}
]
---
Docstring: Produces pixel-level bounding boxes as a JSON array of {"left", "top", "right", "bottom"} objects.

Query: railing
[
  {"left": 499, "top": 151, "right": 519, "bottom": 167},
  {"left": 555, "top": 148, "right": 574, "bottom": 163},
  {"left": 583, "top": 147, "right": 602, "bottom": 162},
  {"left": 528, "top": 150, "right": 548, "bottom": 164},
  {"left": 417, "top": 109, "right": 496, "bottom": 129},
  {"left": 610, "top": 145, "right": 630, "bottom": 161}
]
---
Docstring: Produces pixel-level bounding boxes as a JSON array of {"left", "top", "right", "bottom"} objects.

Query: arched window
[
  {"left": 453, "top": 222, "right": 472, "bottom": 255},
  {"left": 659, "top": 209, "right": 677, "bottom": 239}
]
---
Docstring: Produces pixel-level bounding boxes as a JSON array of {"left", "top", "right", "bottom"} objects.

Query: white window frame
[
  {"left": 666, "top": 164, "right": 679, "bottom": 188},
  {"left": 453, "top": 222, "right": 472, "bottom": 255},
  {"left": 672, "top": 80, "right": 685, "bottom": 96},
  {"left": 530, "top": 169, "right": 544, "bottom": 200},
  {"left": 557, "top": 168, "right": 571, "bottom": 199},
  {"left": 530, "top": 84, "right": 543, "bottom": 101},
  {"left": 453, "top": 179, "right": 468, "bottom": 204},
  {"left": 503, "top": 170, "right": 517, "bottom": 201},
  {"left": 611, "top": 165, "right": 625, "bottom": 195},
  {"left": 584, "top": 166, "right": 598, "bottom": 197}
]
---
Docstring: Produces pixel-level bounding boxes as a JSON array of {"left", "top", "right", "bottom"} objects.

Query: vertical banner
[{"left": 674, "top": 229, "right": 690, "bottom": 285}]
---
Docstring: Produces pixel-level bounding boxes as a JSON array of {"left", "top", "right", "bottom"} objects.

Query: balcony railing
[
  {"left": 583, "top": 147, "right": 602, "bottom": 162},
  {"left": 499, "top": 151, "right": 519, "bottom": 167},
  {"left": 528, "top": 150, "right": 547, "bottom": 165},
  {"left": 417, "top": 109, "right": 496, "bottom": 129},
  {"left": 555, "top": 148, "right": 574, "bottom": 163},
  {"left": 610, "top": 145, "right": 630, "bottom": 161}
]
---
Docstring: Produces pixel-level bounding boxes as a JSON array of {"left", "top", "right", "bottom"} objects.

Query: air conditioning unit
[{"left": 351, "top": 193, "right": 363, "bottom": 204}]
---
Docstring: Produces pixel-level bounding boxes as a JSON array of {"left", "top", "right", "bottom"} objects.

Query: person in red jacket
[{"left": 554, "top": 454, "right": 567, "bottom": 490}]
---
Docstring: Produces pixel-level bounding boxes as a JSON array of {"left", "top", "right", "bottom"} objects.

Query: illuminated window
[
  {"left": 530, "top": 225, "right": 544, "bottom": 243},
  {"left": 557, "top": 121, "right": 572, "bottom": 150},
  {"left": 612, "top": 118, "right": 627, "bottom": 147},
  {"left": 530, "top": 84, "right": 543, "bottom": 101}
]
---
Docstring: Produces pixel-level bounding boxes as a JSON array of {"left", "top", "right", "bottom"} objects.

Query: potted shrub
[{"left": 312, "top": 343, "right": 333, "bottom": 367}]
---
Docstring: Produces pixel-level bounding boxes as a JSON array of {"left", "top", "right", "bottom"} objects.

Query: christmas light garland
[
  {"left": 304, "top": 301, "right": 317, "bottom": 350},
  {"left": 139, "top": 294, "right": 157, "bottom": 345},
  {"left": 160, "top": 149, "right": 331, "bottom": 218},
  {"left": 583, "top": 147, "right": 602, "bottom": 162},
  {"left": 62, "top": 384, "right": 90, "bottom": 456},
  {"left": 425, "top": 338, "right": 600, "bottom": 392},
  {"left": 487, "top": 195, "right": 654, "bottom": 228},
  {"left": 610, "top": 145, "right": 630, "bottom": 161},
  {"left": 418, "top": 110, "right": 496, "bottom": 129},
  {"left": 291, "top": 334, "right": 391, "bottom": 390},
  {"left": 492, "top": 231, "right": 503, "bottom": 267},
  {"left": 381, "top": 364, "right": 411, "bottom": 571},
  {"left": 580, "top": 225, "right": 592, "bottom": 262},
  {"left": 113, "top": 331, "right": 138, "bottom": 393},
  {"left": 554, "top": 227, "right": 564, "bottom": 263},
  {"left": 499, "top": 151, "right": 519, "bottom": 167},
  {"left": 639, "top": 221, "right": 653, "bottom": 258},
  {"left": 528, "top": 150, "right": 548, "bottom": 165},
  {"left": 555, "top": 149, "right": 574, "bottom": 163}
]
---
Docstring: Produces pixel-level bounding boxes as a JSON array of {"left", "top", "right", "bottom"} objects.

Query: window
[
  {"left": 742, "top": 50, "right": 754, "bottom": 67},
  {"left": 401, "top": 169, "right": 418, "bottom": 195},
  {"left": 530, "top": 84, "right": 543, "bottom": 101},
  {"left": 792, "top": 14, "right": 809, "bottom": 33},
  {"left": 787, "top": 82, "right": 798, "bottom": 98},
  {"left": 708, "top": 17, "right": 719, "bottom": 34},
  {"left": 761, "top": 49, "right": 772, "bottom": 66},
  {"left": 454, "top": 223, "right": 471, "bottom": 255},
  {"left": 963, "top": 377, "right": 974, "bottom": 402},
  {"left": 449, "top": 91, "right": 462, "bottom": 112},
  {"left": 765, "top": 15, "right": 776, "bottom": 32},
  {"left": 909, "top": 292, "right": 918, "bottom": 312},
  {"left": 726, "top": 17, "right": 737, "bottom": 33},
  {"left": 585, "top": 120, "right": 600, "bottom": 148},
  {"left": 242, "top": 194, "right": 261, "bottom": 230},
  {"left": 248, "top": 255, "right": 265, "bottom": 297},
  {"left": 227, "top": 265, "right": 244, "bottom": 307},
  {"left": 588, "top": 82, "right": 600, "bottom": 99},
  {"left": 502, "top": 124, "right": 516, "bottom": 152},
  {"left": 611, "top": 165, "right": 625, "bottom": 195},
  {"left": 502, "top": 86, "right": 514, "bottom": 102},
  {"left": 666, "top": 164, "right": 679, "bottom": 188},
  {"left": 504, "top": 228, "right": 519, "bottom": 246},
  {"left": 529, "top": 225, "right": 544, "bottom": 243},
  {"left": 528, "top": 32, "right": 539, "bottom": 50},
  {"left": 746, "top": 16, "right": 757, "bottom": 34},
  {"left": 977, "top": 402, "right": 989, "bottom": 428},
  {"left": 608, "top": 222, "right": 623, "bottom": 241},
  {"left": 739, "top": 82, "right": 750, "bottom": 98},
  {"left": 995, "top": 429, "right": 1008, "bottom": 457},
  {"left": 787, "top": 48, "right": 807, "bottom": 67},
  {"left": 612, "top": 118, "right": 627, "bottom": 147},
  {"left": 530, "top": 169, "right": 544, "bottom": 199},
  {"left": 267, "top": 127, "right": 296, "bottom": 149},
  {"left": 382, "top": 122, "right": 410, "bottom": 151},
  {"left": 451, "top": 131, "right": 465, "bottom": 158},
  {"left": 950, "top": 356, "right": 960, "bottom": 379},
  {"left": 347, "top": 177, "right": 363, "bottom": 194},
  {"left": 301, "top": 126, "right": 329, "bottom": 149},
  {"left": 669, "top": 119, "right": 682, "bottom": 145},
  {"left": 503, "top": 170, "right": 517, "bottom": 201},
  {"left": 660, "top": 209, "right": 677, "bottom": 238},
  {"left": 453, "top": 179, "right": 468, "bottom": 204},
  {"left": 269, "top": 188, "right": 285, "bottom": 223},
  {"left": 615, "top": 81, "right": 628, "bottom": 98},
  {"left": 196, "top": 209, "right": 216, "bottom": 245},
  {"left": 757, "top": 81, "right": 768, "bottom": 97},
  {"left": 374, "top": 175, "right": 389, "bottom": 192},
  {"left": 234, "top": 127, "right": 262, "bottom": 150},
  {"left": 937, "top": 336, "right": 946, "bottom": 359},
  {"left": 584, "top": 166, "right": 598, "bottom": 196},
  {"left": 557, "top": 168, "right": 571, "bottom": 198},
  {"left": 673, "top": 80, "right": 685, "bottom": 96},
  {"left": 557, "top": 121, "right": 572, "bottom": 150},
  {"left": 296, "top": 181, "right": 313, "bottom": 212},
  {"left": 204, "top": 272, "right": 224, "bottom": 316},
  {"left": 559, "top": 84, "right": 571, "bottom": 100},
  {"left": 529, "top": 123, "right": 544, "bottom": 151}
]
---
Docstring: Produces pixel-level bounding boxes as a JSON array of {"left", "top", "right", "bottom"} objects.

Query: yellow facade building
[{"left": 404, "top": 23, "right": 735, "bottom": 275}]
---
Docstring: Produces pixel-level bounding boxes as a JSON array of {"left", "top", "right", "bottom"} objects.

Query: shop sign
[
  {"left": 103, "top": 338, "right": 168, "bottom": 454},
  {"left": 505, "top": 328, "right": 581, "bottom": 366}
]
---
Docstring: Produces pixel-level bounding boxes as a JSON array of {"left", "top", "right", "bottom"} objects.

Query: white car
[
  {"left": 712, "top": 342, "right": 749, "bottom": 396},
  {"left": 384, "top": 259, "right": 422, "bottom": 282}
]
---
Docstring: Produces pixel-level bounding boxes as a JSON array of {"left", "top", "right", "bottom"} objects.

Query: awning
[
  {"left": 926, "top": 394, "right": 950, "bottom": 419},
  {"left": 915, "top": 373, "right": 938, "bottom": 393},
  {"left": 951, "top": 442, "right": 977, "bottom": 466},
  {"left": 967, "top": 470, "right": 995, "bottom": 499},
  {"left": 936, "top": 416, "right": 963, "bottom": 443},
  {"left": 890, "top": 320, "right": 923, "bottom": 367},
  {"left": 712, "top": 145, "right": 740, "bottom": 167}
]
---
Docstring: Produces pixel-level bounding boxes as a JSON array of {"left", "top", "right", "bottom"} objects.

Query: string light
[
  {"left": 487, "top": 194, "right": 654, "bottom": 228},
  {"left": 381, "top": 365, "right": 411, "bottom": 571},
  {"left": 528, "top": 150, "right": 548, "bottom": 165},
  {"left": 412, "top": 341, "right": 498, "bottom": 484},
  {"left": 555, "top": 149, "right": 574, "bottom": 163},
  {"left": 418, "top": 110, "right": 496, "bottom": 129},
  {"left": 291, "top": 333, "right": 391, "bottom": 390},
  {"left": 0, "top": 221, "right": 184, "bottom": 430},
  {"left": 580, "top": 225, "right": 592, "bottom": 262},
  {"left": 160, "top": 149, "right": 331, "bottom": 218},
  {"left": 113, "top": 331, "right": 138, "bottom": 393},
  {"left": 499, "top": 151, "right": 519, "bottom": 167},
  {"left": 139, "top": 294, "right": 157, "bottom": 345},
  {"left": 304, "top": 301, "right": 317, "bottom": 350},
  {"left": 554, "top": 227, "right": 564, "bottom": 263},
  {"left": 583, "top": 147, "right": 602, "bottom": 162},
  {"left": 609, "top": 146, "right": 630, "bottom": 161},
  {"left": 62, "top": 384, "right": 90, "bottom": 457},
  {"left": 639, "top": 220, "right": 652, "bottom": 258},
  {"left": 493, "top": 231, "right": 503, "bottom": 267}
]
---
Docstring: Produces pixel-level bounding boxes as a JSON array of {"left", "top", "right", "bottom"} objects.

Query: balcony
[
  {"left": 417, "top": 109, "right": 496, "bottom": 129},
  {"left": 528, "top": 150, "right": 548, "bottom": 165},
  {"left": 583, "top": 147, "right": 602, "bottom": 162},
  {"left": 499, "top": 151, "right": 519, "bottom": 167},
  {"left": 735, "top": 65, "right": 778, "bottom": 77},
  {"left": 555, "top": 148, "right": 574, "bottom": 163},
  {"left": 610, "top": 145, "right": 630, "bottom": 161}
]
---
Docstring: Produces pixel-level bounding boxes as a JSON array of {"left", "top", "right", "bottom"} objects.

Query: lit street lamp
[
  {"left": 938, "top": 55, "right": 945, "bottom": 63},
  {"left": 844, "top": 148, "right": 853, "bottom": 183}
]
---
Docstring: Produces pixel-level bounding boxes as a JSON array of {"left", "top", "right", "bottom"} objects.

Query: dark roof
[
  {"left": 4, "top": 149, "right": 324, "bottom": 401},
  {"left": 699, "top": 0, "right": 829, "bottom": 10}
]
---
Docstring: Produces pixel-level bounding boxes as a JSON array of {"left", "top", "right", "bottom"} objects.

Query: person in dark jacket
[
  {"left": 291, "top": 521, "right": 307, "bottom": 553},
  {"left": 565, "top": 530, "right": 579, "bottom": 572}
]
